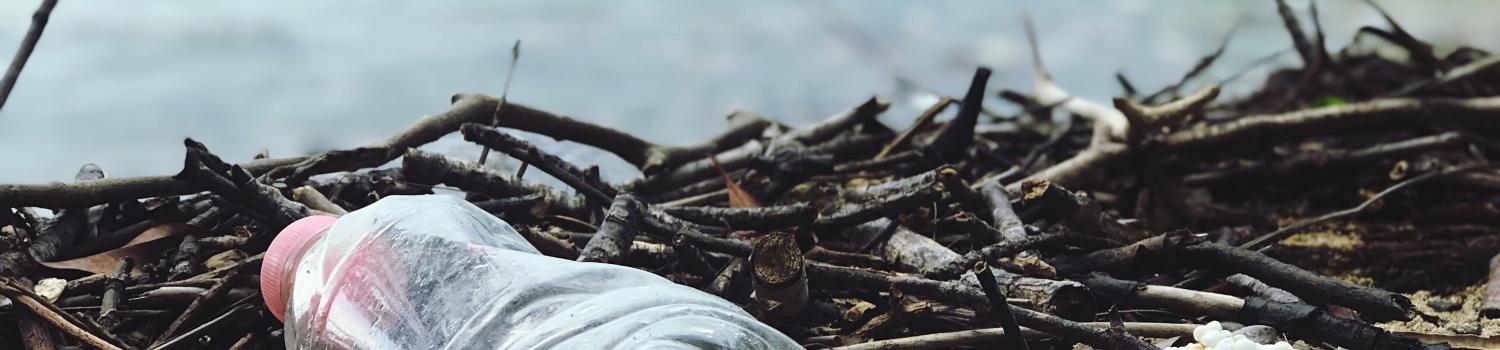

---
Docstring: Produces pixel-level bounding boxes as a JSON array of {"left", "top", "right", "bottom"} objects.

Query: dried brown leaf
[
  {"left": 709, "top": 155, "right": 761, "bottom": 208},
  {"left": 37, "top": 223, "right": 203, "bottom": 275}
]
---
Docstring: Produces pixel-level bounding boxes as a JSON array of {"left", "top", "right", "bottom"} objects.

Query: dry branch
[
  {"left": 0, "top": 0, "right": 58, "bottom": 113},
  {"left": 578, "top": 194, "right": 641, "bottom": 264},
  {"left": 1153, "top": 96, "right": 1500, "bottom": 151},
  {"left": 0, "top": 157, "right": 302, "bottom": 209}
]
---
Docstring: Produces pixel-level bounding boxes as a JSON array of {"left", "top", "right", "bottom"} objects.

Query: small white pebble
[
  {"left": 1230, "top": 337, "right": 1261, "bottom": 350},
  {"left": 33, "top": 278, "right": 66, "bottom": 302},
  {"left": 1173, "top": 321, "right": 1295, "bottom": 350},
  {"left": 1194, "top": 321, "right": 1223, "bottom": 342}
]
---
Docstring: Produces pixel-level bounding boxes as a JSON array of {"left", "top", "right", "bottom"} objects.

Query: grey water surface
[{"left": 1, "top": 0, "right": 1496, "bottom": 185}]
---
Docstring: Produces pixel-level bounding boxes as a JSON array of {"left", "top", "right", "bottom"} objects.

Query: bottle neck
[{"left": 272, "top": 228, "right": 327, "bottom": 317}]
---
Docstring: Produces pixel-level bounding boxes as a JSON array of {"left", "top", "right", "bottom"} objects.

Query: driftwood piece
[
  {"left": 704, "top": 257, "right": 749, "bottom": 301},
  {"left": 750, "top": 232, "right": 808, "bottom": 318},
  {"left": 960, "top": 267, "right": 1093, "bottom": 321},
  {"left": 1154, "top": 96, "right": 1500, "bottom": 151},
  {"left": 151, "top": 270, "right": 240, "bottom": 348},
  {"left": 1239, "top": 297, "right": 1424, "bottom": 350},
  {"left": 1185, "top": 242, "right": 1414, "bottom": 322},
  {"left": 1183, "top": 131, "right": 1465, "bottom": 184},
  {"left": 828, "top": 322, "right": 1197, "bottom": 350},
  {"left": 929, "top": 232, "right": 1118, "bottom": 280},
  {"left": 578, "top": 194, "right": 642, "bottom": 264},
  {"left": 174, "top": 139, "right": 310, "bottom": 231},
  {"left": 876, "top": 97, "right": 953, "bottom": 160},
  {"left": 400, "top": 149, "right": 587, "bottom": 218},
  {"left": 1225, "top": 273, "right": 1303, "bottom": 304},
  {"left": 0, "top": 158, "right": 302, "bottom": 210},
  {"left": 290, "top": 186, "right": 347, "bottom": 215},
  {"left": 629, "top": 97, "right": 889, "bottom": 193},
  {"left": 844, "top": 218, "right": 960, "bottom": 275},
  {"left": 1079, "top": 273, "right": 1424, "bottom": 350},
  {"left": 461, "top": 123, "right": 618, "bottom": 204},
  {"left": 659, "top": 203, "right": 816, "bottom": 231},
  {"left": 971, "top": 262, "right": 1030, "bottom": 350},
  {"left": 806, "top": 262, "right": 1156, "bottom": 350},
  {"left": 97, "top": 257, "right": 133, "bottom": 330},
  {"left": 813, "top": 183, "right": 943, "bottom": 230},
  {"left": 1485, "top": 253, "right": 1500, "bottom": 318},
  {"left": 980, "top": 180, "right": 1027, "bottom": 243},
  {"left": 925, "top": 67, "right": 990, "bottom": 163},
  {"left": 0, "top": 277, "right": 127, "bottom": 350}
]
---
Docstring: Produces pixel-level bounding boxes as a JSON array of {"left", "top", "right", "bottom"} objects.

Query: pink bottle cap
[{"left": 261, "top": 215, "right": 338, "bottom": 321}]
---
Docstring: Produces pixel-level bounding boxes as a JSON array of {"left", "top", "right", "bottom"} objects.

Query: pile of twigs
[{"left": 4, "top": 1, "right": 1500, "bottom": 349}]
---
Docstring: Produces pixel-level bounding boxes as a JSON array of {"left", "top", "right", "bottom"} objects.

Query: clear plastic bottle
[{"left": 260, "top": 195, "right": 799, "bottom": 349}]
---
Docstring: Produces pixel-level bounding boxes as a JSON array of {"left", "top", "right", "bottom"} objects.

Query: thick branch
[
  {"left": 461, "top": 123, "right": 617, "bottom": 203},
  {"left": 926, "top": 67, "right": 991, "bottom": 162},
  {"left": 0, "top": 157, "right": 302, "bottom": 209},
  {"left": 174, "top": 139, "right": 309, "bottom": 231},
  {"left": 578, "top": 194, "right": 642, "bottom": 264},
  {"left": 928, "top": 232, "right": 1117, "bottom": 280},
  {"left": 659, "top": 203, "right": 816, "bottom": 231},
  {"left": 1183, "top": 131, "right": 1464, "bottom": 185},
  {"left": 1185, "top": 242, "right": 1414, "bottom": 322},
  {"left": 1153, "top": 96, "right": 1500, "bottom": 151},
  {"left": 400, "top": 149, "right": 587, "bottom": 218},
  {"left": 750, "top": 232, "right": 808, "bottom": 318},
  {"left": 807, "top": 262, "right": 1155, "bottom": 349},
  {"left": 629, "top": 97, "right": 889, "bottom": 194}
]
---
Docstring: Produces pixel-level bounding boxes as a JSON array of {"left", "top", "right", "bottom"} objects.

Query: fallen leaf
[
  {"left": 38, "top": 223, "right": 203, "bottom": 275},
  {"left": 708, "top": 155, "right": 761, "bottom": 208}
]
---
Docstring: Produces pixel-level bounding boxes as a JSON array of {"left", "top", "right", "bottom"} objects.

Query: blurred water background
[{"left": 1, "top": 0, "right": 1497, "bottom": 184}]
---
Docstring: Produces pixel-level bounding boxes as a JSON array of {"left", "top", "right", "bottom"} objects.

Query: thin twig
[
  {"left": 478, "top": 40, "right": 522, "bottom": 165},
  {"left": 1240, "top": 162, "right": 1498, "bottom": 251},
  {"left": 0, "top": 0, "right": 59, "bottom": 113}
]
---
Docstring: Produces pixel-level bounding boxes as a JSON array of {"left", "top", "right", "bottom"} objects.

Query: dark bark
[
  {"left": 806, "top": 262, "right": 1156, "bottom": 350},
  {"left": 1152, "top": 96, "right": 1500, "bottom": 152},
  {"left": 750, "top": 232, "right": 808, "bottom": 318},
  {"left": 659, "top": 203, "right": 816, "bottom": 231},
  {"left": 972, "top": 262, "right": 1030, "bottom": 350},
  {"left": 962, "top": 267, "right": 1094, "bottom": 321},
  {"left": 813, "top": 182, "right": 943, "bottom": 230},
  {"left": 926, "top": 67, "right": 991, "bottom": 163},
  {"left": 461, "top": 123, "right": 619, "bottom": 204},
  {"left": 1185, "top": 242, "right": 1415, "bottom": 322},
  {"left": 1020, "top": 180, "right": 1151, "bottom": 243},
  {"left": 1238, "top": 297, "right": 1425, "bottom": 350},
  {"left": 400, "top": 149, "right": 587, "bottom": 218},
  {"left": 929, "top": 232, "right": 1119, "bottom": 280},
  {"left": 174, "top": 139, "right": 310, "bottom": 232},
  {"left": 628, "top": 97, "right": 888, "bottom": 194},
  {"left": 0, "top": 158, "right": 301, "bottom": 209},
  {"left": 1050, "top": 231, "right": 1204, "bottom": 276},
  {"left": 579, "top": 194, "right": 642, "bottom": 264},
  {"left": 1183, "top": 131, "right": 1465, "bottom": 185},
  {"left": 97, "top": 257, "right": 133, "bottom": 331},
  {"left": 151, "top": 270, "right": 240, "bottom": 348},
  {"left": 167, "top": 234, "right": 202, "bottom": 280}
]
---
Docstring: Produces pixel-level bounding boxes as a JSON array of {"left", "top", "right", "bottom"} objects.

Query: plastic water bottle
[{"left": 260, "top": 195, "right": 799, "bottom": 349}]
